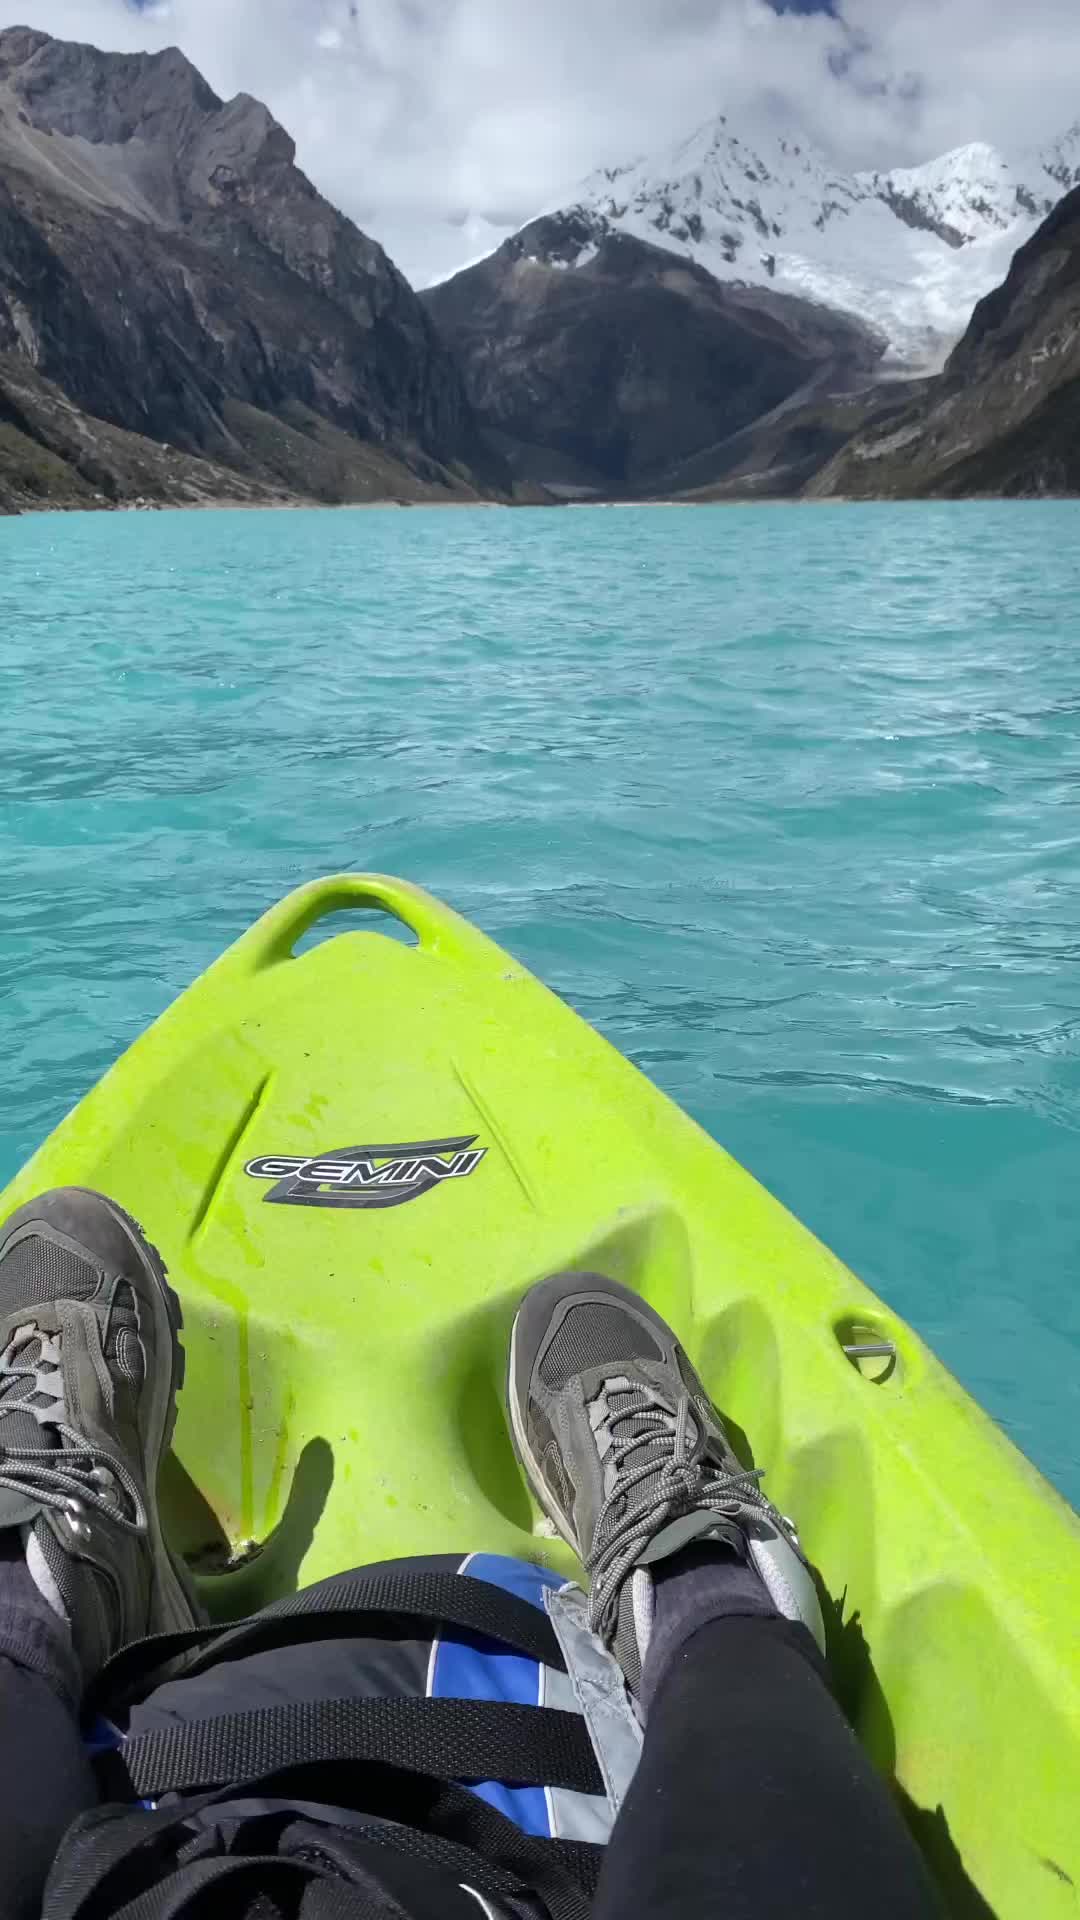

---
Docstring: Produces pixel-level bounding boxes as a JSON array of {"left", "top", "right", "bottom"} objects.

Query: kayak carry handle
[{"left": 216, "top": 874, "right": 504, "bottom": 979}]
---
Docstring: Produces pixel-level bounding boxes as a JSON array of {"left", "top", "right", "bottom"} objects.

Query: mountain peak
[
  {"left": 0, "top": 25, "right": 52, "bottom": 69},
  {"left": 532, "top": 112, "right": 1078, "bottom": 367},
  {"left": 0, "top": 30, "right": 306, "bottom": 229},
  {"left": 0, "top": 26, "right": 500, "bottom": 512},
  {"left": 0, "top": 27, "right": 223, "bottom": 159}
]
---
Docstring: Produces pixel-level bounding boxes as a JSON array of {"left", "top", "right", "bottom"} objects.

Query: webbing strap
[
  {"left": 92, "top": 1857, "right": 327, "bottom": 1920},
  {"left": 89, "top": 1569, "right": 565, "bottom": 1712},
  {"left": 120, "top": 1697, "right": 603, "bottom": 1799},
  {"left": 88, "top": 1852, "right": 485, "bottom": 1920},
  {"left": 70, "top": 1851, "right": 480, "bottom": 1920},
  {"left": 46, "top": 1759, "right": 601, "bottom": 1920}
]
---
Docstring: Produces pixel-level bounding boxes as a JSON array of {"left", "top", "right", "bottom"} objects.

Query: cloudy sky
[{"left": 4, "top": 0, "right": 1079, "bottom": 283}]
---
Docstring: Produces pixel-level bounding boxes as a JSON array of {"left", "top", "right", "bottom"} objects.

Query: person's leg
[
  {"left": 0, "top": 1529, "right": 96, "bottom": 1920},
  {"left": 0, "top": 1527, "right": 95, "bottom": 1920},
  {"left": 598, "top": 1609, "right": 939, "bottom": 1918},
  {"left": 0, "top": 1650, "right": 96, "bottom": 1920},
  {"left": 508, "top": 1272, "right": 941, "bottom": 1919},
  {"left": 0, "top": 1190, "right": 204, "bottom": 1919}
]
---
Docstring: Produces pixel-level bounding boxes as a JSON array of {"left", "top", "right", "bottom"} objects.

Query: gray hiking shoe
[
  {"left": 0, "top": 1188, "right": 201, "bottom": 1687},
  {"left": 509, "top": 1271, "right": 823, "bottom": 1689}
]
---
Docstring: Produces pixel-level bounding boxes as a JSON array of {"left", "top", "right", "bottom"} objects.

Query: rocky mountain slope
[
  {"left": 423, "top": 215, "right": 884, "bottom": 496},
  {"left": 653, "top": 381, "right": 928, "bottom": 503},
  {"left": 0, "top": 351, "right": 290, "bottom": 513},
  {"left": 0, "top": 27, "right": 507, "bottom": 512},
  {"left": 808, "top": 184, "right": 1080, "bottom": 498},
  {"left": 524, "top": 114, "right": 1080, "bottom": 370}
]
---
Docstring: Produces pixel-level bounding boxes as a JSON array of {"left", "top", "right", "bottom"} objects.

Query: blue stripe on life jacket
[{"left": 428, "top": 1553, "right": 562, "bottom": 1837}]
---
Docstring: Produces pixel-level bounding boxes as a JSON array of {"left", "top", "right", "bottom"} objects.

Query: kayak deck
[{"left": 2, "top": 875, "right": 1077, "bottom": 1914}]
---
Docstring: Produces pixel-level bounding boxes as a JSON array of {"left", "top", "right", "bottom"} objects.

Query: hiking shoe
[
  {"left": 0, "top": 1188, "right": 201, "bottom": 1687},
  {"left": 508, "top": 1271, "right": 823, "bottom": 1689}
]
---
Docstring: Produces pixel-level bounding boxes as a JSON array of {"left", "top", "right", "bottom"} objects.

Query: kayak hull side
[{"left": 1, "top": 875, "right": 1076, "bottom": 1914}]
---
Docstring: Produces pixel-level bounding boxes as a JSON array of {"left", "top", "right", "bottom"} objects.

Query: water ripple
[{"left": 1, "top": 501, "right": 1078, "bottom": 1503}]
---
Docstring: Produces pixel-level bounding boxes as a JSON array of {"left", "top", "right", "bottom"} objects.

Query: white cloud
[{"left": 4, "top": 0, "right": 1079, "bottom": 285}]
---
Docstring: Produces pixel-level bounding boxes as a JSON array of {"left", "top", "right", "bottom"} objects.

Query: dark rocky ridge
[
  {"left": 810, "top": 184, "right": 1080, "bottom": 498},
  {"left": 649, "top": 379, "right": 928, "bottom": 502},
  {"left": 0, "top": 350, "right": 498, "bottom": 513},
  {"left": 423, "top": 212, "right": 885, "bottom": 496},
  {"left": 0, "top": 27, "right": 509, "bottom": 510},
  {"left": 873, "top": 182, "right": 967, "bottom": 250}
]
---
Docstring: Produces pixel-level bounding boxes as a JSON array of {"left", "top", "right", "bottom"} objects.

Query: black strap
[
  {"left": 119, "top": 1697, "right": 602, "bottom": 1799},
  {"left": 102, "top": 1852, "right": 479, "bottom": 1920},
  {"left": 89, "top": 1570, "right": 565, "bottom": 1713},
  {"left": 96, "top": 1857, "right": 327, "bottom": 1920},
  {"left": 46, "top": 1758, "right": 601, "bottom": 1920}
]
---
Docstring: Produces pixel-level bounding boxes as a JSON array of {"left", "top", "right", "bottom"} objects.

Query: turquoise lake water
[{"left": 1, "top": 501, "right": 1078, "bottom": 1507}]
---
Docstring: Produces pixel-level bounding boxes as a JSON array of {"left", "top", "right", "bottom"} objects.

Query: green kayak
[{"left": 1, "top": 875, "right": 1076, "bottom": 1914}]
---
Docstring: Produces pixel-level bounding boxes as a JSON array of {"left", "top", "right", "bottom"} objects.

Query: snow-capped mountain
[{"left": 529, "top": 117, "right": 1080, "bottom": 368}]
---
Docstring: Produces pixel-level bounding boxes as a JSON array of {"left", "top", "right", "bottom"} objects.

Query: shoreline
[
  {"left": 6, "top": 491, "right": 1077, "bottom": 520},
  {"left": 0, "top": 492, "right": 511, "bottom": 519}
]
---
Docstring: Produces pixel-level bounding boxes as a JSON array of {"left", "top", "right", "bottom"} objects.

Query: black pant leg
[
  {"left": 596, "top": 1615, "right": 942, "bottom": 1920},
  {"left": 0, "top": 1658, "right": 97, "bottom": 1920}
]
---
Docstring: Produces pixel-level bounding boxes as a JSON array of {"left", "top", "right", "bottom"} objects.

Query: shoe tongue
[
  {"left": 603, "top": 1382, "right": 702, "bottom": 1506},
  {"left": 638, "top": 1511, "right": 745, "bottom": 1565}
]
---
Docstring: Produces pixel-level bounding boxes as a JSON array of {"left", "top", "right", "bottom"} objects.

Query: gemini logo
[{"left": 245, "top": 1136, "right": 487, "bottom": 1210}]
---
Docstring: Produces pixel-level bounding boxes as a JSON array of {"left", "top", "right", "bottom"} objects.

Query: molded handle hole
[
  {"left": 292, "top": 906, "right": 419, "bottom": 957},
  {"left": 835, "top": 1316, "right": 901, "bottom": 1385}
]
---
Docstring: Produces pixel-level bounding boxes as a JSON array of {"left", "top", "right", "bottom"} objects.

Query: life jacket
[{"left": 48, "top": 1555, "right": 643, "bottom": 1920}]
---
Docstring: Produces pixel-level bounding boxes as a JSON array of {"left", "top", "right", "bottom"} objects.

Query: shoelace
[
  {"left": 0, "top": 1321, "right": 147, "bottom": 1532},
  {"left": 586, "top": 1379, "right": 789, "bottom": 1644}
]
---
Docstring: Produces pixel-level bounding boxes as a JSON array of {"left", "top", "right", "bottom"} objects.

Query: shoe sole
[
  {"left": 507, "top": 1305, "right": 585, "bottom": 1561},
  {"left": 63, "top": 1189, "right": 200, "bottom": 1636}
]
